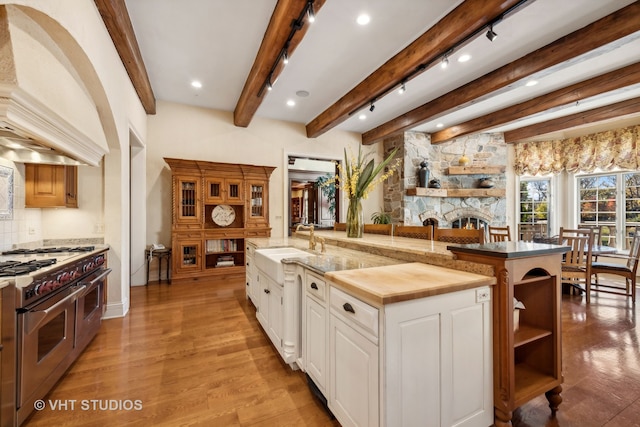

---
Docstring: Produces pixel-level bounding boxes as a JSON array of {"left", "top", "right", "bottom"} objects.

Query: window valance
[{"left": 514, "top": 125, "right": 639, "bottom": 175}]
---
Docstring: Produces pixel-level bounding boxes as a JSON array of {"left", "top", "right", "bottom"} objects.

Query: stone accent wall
[{"left": 383, "top": 131, "right": 507, "bottom": 227}]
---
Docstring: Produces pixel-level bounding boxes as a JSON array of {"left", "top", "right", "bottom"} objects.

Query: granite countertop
[
  {"left": 248, "top": 236, "right": 404, "bottom": 275},
  {"left": 325, "top": 262, "right": 496, "bottom": 306},
  {"left": 446, "top": 241, "right": 570, "bottom": 258},
  {"left": 0, "top": 279, "right": 11, "bottom": 290},
  {"left": 292, "top": 229, "right": 494, "bottom": 276}
]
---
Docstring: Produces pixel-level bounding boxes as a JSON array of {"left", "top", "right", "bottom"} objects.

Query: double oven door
[
  {"left": 75, "top": 268, "right": 111, "bottom": 355},
  {"left": 16, "top": 266, "right": 111, "bottom": 423},
  {"left": 17, "top": 282, "right": 85, "bottom": 416}
]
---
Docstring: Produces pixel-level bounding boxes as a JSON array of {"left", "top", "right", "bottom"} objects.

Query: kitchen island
[{"left": 246, "top": 233, "right": 497, "bottom": 427}]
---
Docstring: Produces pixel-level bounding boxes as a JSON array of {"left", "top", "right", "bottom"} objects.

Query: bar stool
[{"left": 145, "top": 247, "right": 172, "bottom": 285}]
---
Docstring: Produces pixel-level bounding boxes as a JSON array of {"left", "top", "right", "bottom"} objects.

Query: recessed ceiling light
[
  {"left": 191, "top": 80, "right": 202, "bottom": 89},
  {"left": 359, "top": 114, "right": 367, "bottom": 120},
  {"left": 357, "top": 14, "right": 370, "bottom": 25},
  {"left": 286, "top": 99, "right": 296, "bottom": 107},
  {"left": 525, "top": 80, "right": 538, "bottom": 87},
  {"left": 436, "top": 123, "right": 444, "bottom": 128},
  {"left": 458, "top": 54, "right": 471, "bottom": 63}
]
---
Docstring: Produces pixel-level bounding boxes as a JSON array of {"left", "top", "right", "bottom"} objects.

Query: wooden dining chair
[
  {"left": 488, "top": 225, "right": 511, "bottom": 242},
  {"left": 394, "top": 225, "right": 433, "bottom": 240},
  {"left": 363, "top": 224, "right": 393, "bottom": 236},
  {"left": 559, "top": 227, "right": 594, "bottom": 303},
  {"left": 590, "top": 231, "right": 640, "bottom": 303},
  {"left": 518, "top": 223, "right": 547, "bottom": 241},
  {"left": 333, "top": 222, "right": 347, "bottom": 231},
  {"left": 578, "top": 223, "right": 603, "bottom": 246},
  {"left": 434, "top": 227, "right": 484, "bottom": 244}
]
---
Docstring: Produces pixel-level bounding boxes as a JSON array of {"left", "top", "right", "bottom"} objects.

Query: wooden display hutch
[
  {"left": 165, "top": 158, "right": 275, "bottom": 282},
  {"left": 448, "top": 242, "right": 569, "bottom": 427}
]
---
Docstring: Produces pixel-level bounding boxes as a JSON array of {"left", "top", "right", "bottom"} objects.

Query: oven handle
[
  {"left": 78, "top": 268, "right": 112, "bottom": 297},
  {"left": 25, "top": 285, "right": 87, "bottom": 335}
]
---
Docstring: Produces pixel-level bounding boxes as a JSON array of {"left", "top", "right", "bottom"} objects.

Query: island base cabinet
[
  {"left": 384, "top": 286, "right": 493, "bottom": 427},
  {"left": 329, "top": 314, "right": 379, "bottom": 427},
  {"left": 305, "top": 296, "right": 327, "bottom": 393}
]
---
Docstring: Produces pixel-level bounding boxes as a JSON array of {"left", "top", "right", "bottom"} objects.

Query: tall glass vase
[{"left": 346, "top": 197, "right": 364, "bottom": 238}]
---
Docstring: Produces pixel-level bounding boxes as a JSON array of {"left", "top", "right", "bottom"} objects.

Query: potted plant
[{"left": 371, "top": 209, "right": 391, "bottom": 224}]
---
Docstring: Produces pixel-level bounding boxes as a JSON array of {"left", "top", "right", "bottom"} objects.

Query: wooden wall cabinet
[
  {"left": 25, "top": 164, "right": 78, "bottom": 208},
  {"left": 165, "top": 158, "right": 275, "bottom": 282}
]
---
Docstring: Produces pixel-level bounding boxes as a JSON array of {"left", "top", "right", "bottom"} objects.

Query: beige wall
[{"left": 142, "top": 101, "right": 383, "bottom": 284}]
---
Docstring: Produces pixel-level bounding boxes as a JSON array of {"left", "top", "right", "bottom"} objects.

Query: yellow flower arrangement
[
  {"left": 333, "top": 146, "right": 400, "bottom": 200},
  {"left": 324, "top": 146, "right": 400, "bottom": 237}
]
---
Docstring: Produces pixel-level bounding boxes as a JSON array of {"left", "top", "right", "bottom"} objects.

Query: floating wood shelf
[
  {"left": 407, "top": 187, "right": 505, "bottom": 197},
  {"left": 406, "top": 188, "right": 447, "bottom": 197},
  {"left": 447, "top": 166, "right": 506, "bottom": 175}
]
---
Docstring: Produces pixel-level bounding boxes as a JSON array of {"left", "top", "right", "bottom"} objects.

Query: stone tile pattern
[{"left": 383, "top": 131, "right": 507, "bottom": 227}]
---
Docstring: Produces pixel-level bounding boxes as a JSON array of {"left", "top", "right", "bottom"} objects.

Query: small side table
[{"left": 145, "top": 248, "right": 172, "bottom": 285}]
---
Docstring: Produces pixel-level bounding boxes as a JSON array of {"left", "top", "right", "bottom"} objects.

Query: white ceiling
[{"left": 124, "top": 0, "right": 640, "bottom": 142}]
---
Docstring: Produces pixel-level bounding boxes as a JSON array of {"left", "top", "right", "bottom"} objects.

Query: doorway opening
[{"left": 288, "top": 156, "right": 339, "bottom": 235}]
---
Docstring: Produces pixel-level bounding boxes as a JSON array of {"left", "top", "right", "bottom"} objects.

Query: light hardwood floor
[
  {"left": 24, "top": 278, "right": 640, "bottom": 426},
  {"left": 25, "top": 279, "right": 338, "bottom": 426}
]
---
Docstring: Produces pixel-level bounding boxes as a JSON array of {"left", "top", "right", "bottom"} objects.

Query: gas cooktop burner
[
  {"left": 2, "top": 246, "right": 95, "bottom": 255},
  {"left": 0, "top": 259, "right": 57, "bottom": 277}
]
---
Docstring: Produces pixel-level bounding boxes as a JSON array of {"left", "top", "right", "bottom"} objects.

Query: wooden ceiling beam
[
  {"left": 94, "top": 0, "right": 156, "bottom": 114},
  {"left": 503, "top": 97, "right": 640, "bottom": 143},
  {"left": 431, "top": 62, "right": 640, "bottom": 143},
  {"left": 362, "top": 1, "right": 640, "bottom": 145},
  {"left": 234, "top": 0, "right": 326, "bottom": 128},
  {"left": 305, "top": 0, "right": 525, "bottom": 139}
]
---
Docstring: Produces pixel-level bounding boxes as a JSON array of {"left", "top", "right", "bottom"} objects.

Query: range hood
[
  {"left": 0, "top": 122, "right": 85, "bottom": 166},
  {"left": 0, "top": 5, "right": 109, "bottom": 167}
]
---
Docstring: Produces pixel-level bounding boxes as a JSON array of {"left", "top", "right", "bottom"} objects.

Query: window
[
  {"left": 519, "top": 178, "right": 551, "bottom": 235},
  {"left": 577, "top": 172, "right": 640, "bottom": 250}
]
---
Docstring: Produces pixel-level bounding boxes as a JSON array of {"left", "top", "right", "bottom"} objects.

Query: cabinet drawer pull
[
  {"left": 310, "top": 282, "right": 318, "bottom": 290},
  {"left": 343, "top": 302, "right": 355, "bottom": 314},
  {"left": 264, "top": 289, "right": 270, "bottom": 294}
]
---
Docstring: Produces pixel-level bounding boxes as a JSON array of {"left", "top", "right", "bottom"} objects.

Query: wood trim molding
[
  {"left": 362, "top": 2, "right": 640, "bottom": 145},
  {"left": 94, "top": 0, "right": 156, "bottom": 114},
  {"left": 304, "top": 0, "right": 524, "bottom": 139},
  {"left": 431, "top": 62, "right": 640, "bottom": 143},
  {"left": 503, "top": 97, "right": 640, "bottom": 143},
  {"left": 233, "top": 0, "right": 326, "bottom": 128}
]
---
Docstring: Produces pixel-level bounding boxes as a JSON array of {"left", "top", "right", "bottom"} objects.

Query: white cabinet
[
  {"left": 384, "top": 286, "right": 493, "bottom": 427},
  {"left": 245, "top": 243, "right": 256, "bottom": 302},
  {"left": 325, "top": 281, "right": 492, "bottom": 427},
  {"left": 329, "top": 287, "right": 379, "bottom": 427},
  {"left": 303, "top": 271, "right": 328, "bottom": 394},
  {"left": 254, "top": 261, "right": 304, "bottom": 369},
  {"left": 256, "top": 271, "right": 285, "bottom": 351}
]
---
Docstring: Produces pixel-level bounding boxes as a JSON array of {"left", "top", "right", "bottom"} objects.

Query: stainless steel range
[{"left": 0, "top": 246, "right": 111, "bottom": 426}]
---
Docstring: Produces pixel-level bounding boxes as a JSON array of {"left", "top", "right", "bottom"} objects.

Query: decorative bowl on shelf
[{"left": 478, "top": 177, "right": 495, "bottom": 188}]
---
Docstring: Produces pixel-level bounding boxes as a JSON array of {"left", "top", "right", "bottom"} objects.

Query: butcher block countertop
[{"left": 325, "top": 262, "right": 496, "bottom": 306}]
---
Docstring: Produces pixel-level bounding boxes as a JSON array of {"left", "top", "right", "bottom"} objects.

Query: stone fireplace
[{"left": 382, "top": 131, "right": 507, "bottom": 228}]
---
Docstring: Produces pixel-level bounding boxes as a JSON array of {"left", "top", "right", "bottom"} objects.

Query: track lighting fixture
[
  {"left": 398, "top": 81, "right": 406, "bottom": 94},
  {"left": 283, "top": 50, "right": 289, "bottom": 64},
  {"left": 307, "top": 1, "right": 315, "bottom": 23},
  {"left": 486, "top": 25, "right": 498, "bottom": 42},
  {"left": 369, "top": 102, "right": 375, "bottom": 112},
  {"left": 267, "top": 75, "right": 273, "bottom": 91},
  {"left": 441, "top": 55, "right": 449, "bottom": 69}
]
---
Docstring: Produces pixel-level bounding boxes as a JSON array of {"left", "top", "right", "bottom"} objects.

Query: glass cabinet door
[
  {"left": 176, "top": 177, "right": 201, "bottom": 224},
  {"left": 250, "top": 182, "right": 265, "bottom": 219}
]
